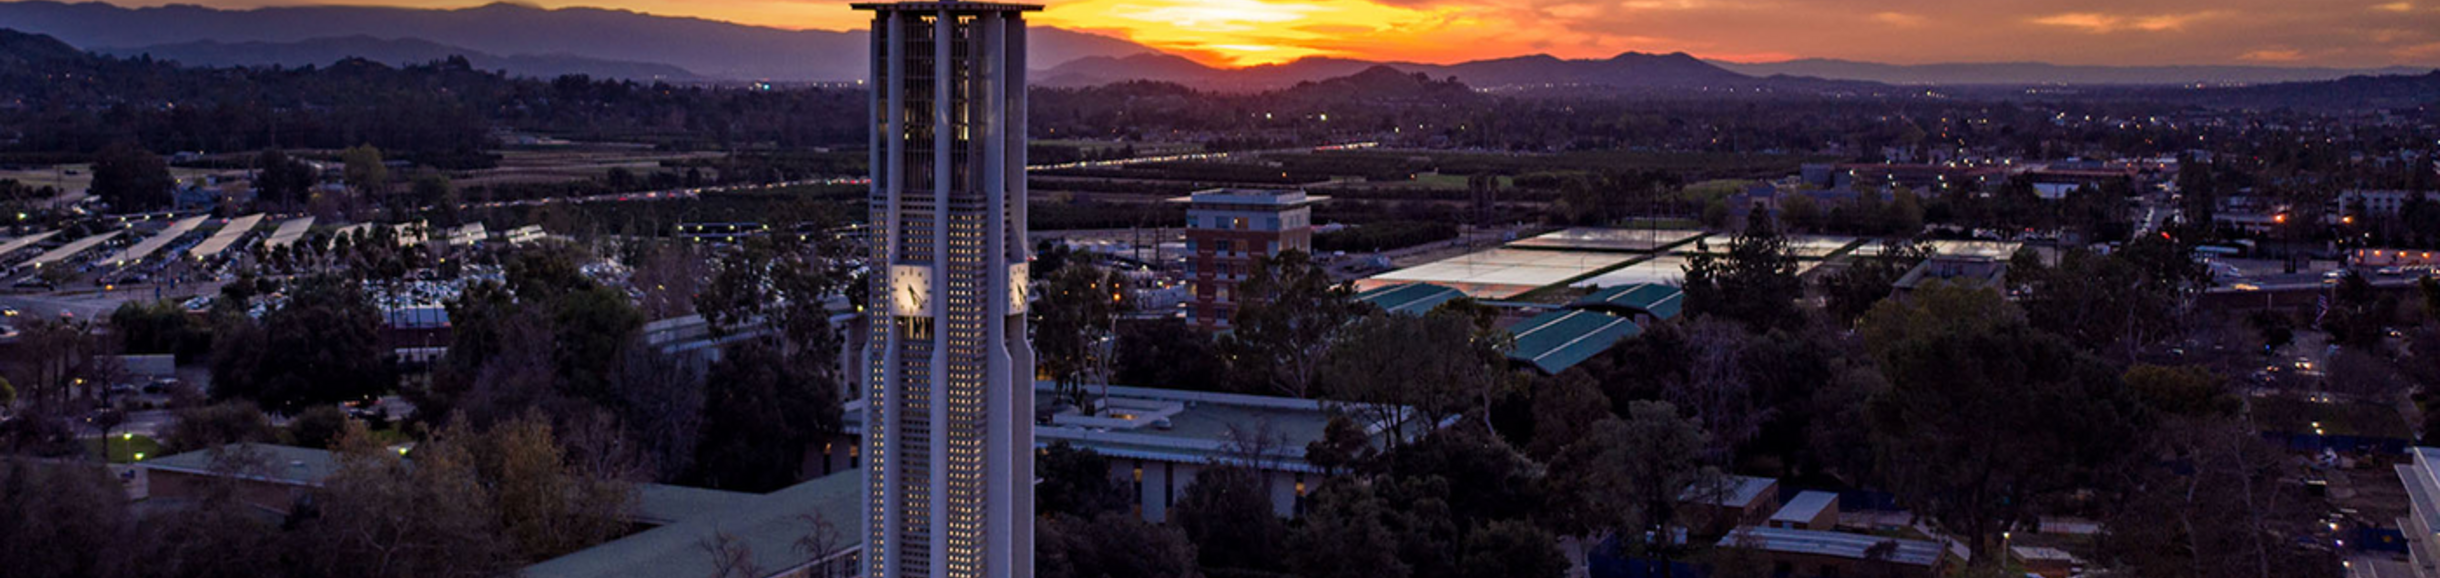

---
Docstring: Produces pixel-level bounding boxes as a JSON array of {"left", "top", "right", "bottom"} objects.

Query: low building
[
  {"left": 1568, "top": 283, "right": 1684, "bottom": 325},
  {"left": 2394, "top": 447, "right": 2440, "bottom": 577},
  {"left": 1892, "top": 256, "right": 2008, "bottom": 300},
  {"left": 1716, "top": 526, "right": 1945, "bottom": 578},
  {"left": 142, "top": 444, "right": 340, "bottom": 516},
  {"left": 826, "top": 381, "right": 1445, "bottom": 523},
  {"left": 1354, "top": 282, "right": 1467, "bottom": 316},
  {"left": 1503, "top": 309, "right": 1642, "bottom": 375},
  {"left": 1768, "top": 490, "right": 1840, "bottom": 530},
  {"left": 144, "top": 444, "right": 866, "bottom": 578},
  {"left": 1681, "top": 475, "right": 1781, "bottom": 536},
  {"left": 526, "top": 471, "right": 864, "bottom": 578},
  {"left": 2339, "top": 190, "right": 2426, "bottom": 217}
]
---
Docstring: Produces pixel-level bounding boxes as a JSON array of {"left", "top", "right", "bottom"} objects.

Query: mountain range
[
  {"left": 0, "top": 0, "right": 1149, "bottom": 81},
  {"left": 1038, "top": 51, "right": 1820, "bottom": 92},
  {"left": 1712, "top": 58, "right": 2432, "bottom": 86},
  {"left": 0, "top": 0, "right": 2429, "bottom": 90},
  {"left": 93, "top": 36, "right": 709, "bottom": 81}
]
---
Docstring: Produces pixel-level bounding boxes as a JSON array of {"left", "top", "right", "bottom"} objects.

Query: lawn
[
  {"left": 1409, "top": 172, "right": 1514, "bottom": 190},
  {"left": 85, "top": 434, "right": 163, "bottom": 464}
]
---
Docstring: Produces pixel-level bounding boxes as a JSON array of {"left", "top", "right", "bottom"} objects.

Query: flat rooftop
[
  {"left": 1507, "top": 227, "right": 1705, "bottom": 253},
  {"left": 845, "top": 381, "right": 1436, "bottom": 473},
  {"left": 1681, "top": 234, "right": 1862, "bottom": 260},
  {"left": 143, "top": 443, "right": 343, "bottom": 486},
  {"left": 26, "top": 230, "right": 122, "bottom": 267},
  {"left": 527, "top": 470, "right": 864, "bottom": 578},
  {"left": 1359, "top": 248, "right": 1634, "bottom": 299},
  {"left": 1719, "top": 527, "right": 1943, "bottom": 567},
  {"left": 1770, "top": 490, "right": 1839, "bottom": 525},
  {"left": 1686, "top": 475, "right": 1778, "bottom": 507},
  {"left": 1569, "top": 255, "right": 1685, "bottom": 289}
]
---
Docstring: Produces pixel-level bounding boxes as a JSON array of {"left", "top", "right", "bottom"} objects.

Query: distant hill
[
  {"left": 97, "top": 36, "right": 708, "bottom": 81},
  {"left": 2148, "top": 71, "right": 2440, "bottom": 110},
  {"left": 0, "top": 0, "right": 1153, "bottom": 81},
  {"left": 1713, "top": 58, "right": 2433, "bottom": 86},
  {"left": 1041, "top": 51, "right": 1825, "bottom": 92}
]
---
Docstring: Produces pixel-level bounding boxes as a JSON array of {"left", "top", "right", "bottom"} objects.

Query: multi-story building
[
  {"left": 852, "top": 3, "right": 1038, "bottom": 577},
  {"left": 2396, "top": 447, "right": 2440, "bottom": 577},
  {"left": 1180, "top": 188, "right": 1320, "bottom": 331}
]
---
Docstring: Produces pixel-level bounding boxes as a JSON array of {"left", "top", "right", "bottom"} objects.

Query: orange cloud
[
  {"left": 2238, "top": 48, "right": 2306, "bottom": 62},
  {"left": 2030, "top": 11, "right": 2216, "bottom": 33},
  {"left": 1871, "top": 12, "right": 1926, "bottom": 27}
]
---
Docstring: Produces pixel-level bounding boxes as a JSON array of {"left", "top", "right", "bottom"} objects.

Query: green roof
[
  {"left": 525, "top": 471, "right": 865, "bottom": 578},
  {"left": 1356, "top": 282, "right": 1467, "bottom": 316},
  {"left": 1505, "top": 310, "right": 1641, "bottom": 374},
  {"left": 632, "top": 483, "right": 759, "bottom": 525},
  {"left": 1570, "top": 283, "right": 1684, "bottom": 321}
]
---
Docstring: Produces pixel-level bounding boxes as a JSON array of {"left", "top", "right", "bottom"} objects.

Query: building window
[
  {"left": 1233, "top": 217, "right": 1248, "bottom": 230},
  {"left": 1265, "top": 217, "right": 1279, "bottom": 230}
]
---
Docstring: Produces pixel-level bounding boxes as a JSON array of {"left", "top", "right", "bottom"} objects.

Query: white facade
[
  {"left": 855, "top": 3, "right": 1039, "bottom": 578},
  {"left": 2398, "top": 447, "right": 2440, "bottom": 577}
]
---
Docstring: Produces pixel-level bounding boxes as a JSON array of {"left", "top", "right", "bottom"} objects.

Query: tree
[
  {"left": 1038, "top": 512, "right": 1198, "bottom": 578},
  {"left": 341, "top": 144, "right": 389, "bottom": 205},
  {"left": 1887, "top": 186, "right": 1926, "bottom": 235},
  {"left": 2124, "top": 364, "right": 2238, "bottom": 418},
  {"left": 254, "top": 148, "right": 317, "bottom": 210},
  {"left": 696, "top": 233, "right": 855, "bottom": 354},
  {"left": 1034, "top": 265, "right": 1126, "bottom": 411},
  {"left": 1037, "top": 442, "right": 1129, "bottom": 518},
  {"left": 92, "top": 142, "right": 174, "bottom": 211},
  {"left": 219, "top": 277, "right": 393, "bottom": 412},
  {"left": 110, "top": 299, "right": 196, "bottom": 356},
  {"left": 1168, "top": 466, "right": 1289, "bottom": 574},
  {"left": 288, "top": 405, "right": 352, "bottom": 449},
  {"left": 1778, "top": 194, "right": 1821, "bottom": 231},
  {"left": 2098, "top": 417, "right": 2342, "bottom": 578},
  {"left": 1220, "top": 250, "right": 1362, "bottom": 397},
  {"left": 1305, "top": 414, "right": 1375, "bottom": 475},
  {"left": 466, "top": 414, "right": 634, "bottom": 560},
  {"left": 1682, "top": 216, "right": 1804, "bottom": 332},
  {"left": 0, "top": 460, "right": 132, "bottom": 578},
  {"left": 1547, "top": 401, "right": 1720, "bottom": 565},
  {"left": 1524, "top": 371, "right": 1612, "bottom": 460},
  {"left": 1114, "top": 319, "right": 1230, "bottom": 393},
  {"left": 1290, "top": 482, "right": 1414, "bottom": 578},
  {"left": 1864, "top": 293, "right": 2141, "bottom": 571},
  {"left": 548, "top": 284, "right": 645, "bottom": 404},
  {"left": 412, "top": 173, "right": 459, "bottom": 226},
  {"left": 161, "top": 402, "right": 279, "bottom": 453},
  {"left": 1460, "top": 520, "right": 1569, "bottom": 578},
  {"left": 606, "top": 341, "right": 706, "bottom": 483},
  {"left": 297, "top": 424, "right": 520, "bottom": 578},
  {"left": 1819, "top": 239, "right": 1931, "bottom": 326},
  {"left": 688, "top": 338, "right": 841, "bottom": 492},
  {"left": 1319, "top": 310, "right": 1506, "bottom": 442}
]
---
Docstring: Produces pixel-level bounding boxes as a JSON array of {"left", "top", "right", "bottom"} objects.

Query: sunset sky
[{"left": 84, "top": 0, "right": 2440, "bottom": 67}]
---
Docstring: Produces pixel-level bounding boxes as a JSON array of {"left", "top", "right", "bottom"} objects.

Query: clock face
[
  {"left": 1008, "top": 262, "right": 1030, "bottom": 313},
  {"left": 890, "top": 264, "right": 933, "bottom": 316}
]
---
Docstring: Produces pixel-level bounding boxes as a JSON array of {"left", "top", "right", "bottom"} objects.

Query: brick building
[{"left": 1178, "top": 188, "right": 1321, "bottom": 331}]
